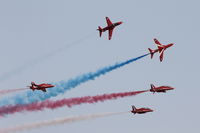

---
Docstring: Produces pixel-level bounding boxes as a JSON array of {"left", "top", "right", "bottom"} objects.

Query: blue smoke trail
[{"left": 0, "top": 53, "right": 149, "bottom": 106}]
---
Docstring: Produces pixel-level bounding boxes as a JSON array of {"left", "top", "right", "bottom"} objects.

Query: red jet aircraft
[
  {"left": 131, "top": 105, "right": 153, "bottom": 114},
  {"left": 150, "top": 84, "right": 174, "bottom": 93},
  {"left": 148, "top": 38, "right": 174, "bottom": 62},
  {"left": 97, "top": 17, "right": 123, "bottom": 40},
  {"left": 28, "top": 82, "right": 54, "bottom": 92}
]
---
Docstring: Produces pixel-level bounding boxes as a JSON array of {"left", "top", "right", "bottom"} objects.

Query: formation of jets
[
  {"left": 27, "top": 80, "right": 174, "bottom": 116},
  {"left": 20, "top": 17, "right": 175, "bottom": 117},
  {"left": 97, "top": 17, "right": 173, "bottom": 62},
  {"left": 28, "top": 81, "right": 175, "bottom": 95},
  {"left": 130, "top": 83, "right": 174, "bottom": 115},
  {"left": 27, "top": 81, "right": 174, "bottom": 116}
]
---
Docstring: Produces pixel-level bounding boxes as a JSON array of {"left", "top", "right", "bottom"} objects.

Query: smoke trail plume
[
  {"left": 0, "top": 111, "right": 128, "bottom": 133},
  {"left": 0, "top": 32, "right": 95, "bottom": 83},
  {"left": 0, "top": 90, "right": 148, "bottom": 116},
  {"left": 0, "top": 53, "right": 149, "bottom": 106},
  {"left": 0, "top": 88, "right": 27, "bottom": 95}
]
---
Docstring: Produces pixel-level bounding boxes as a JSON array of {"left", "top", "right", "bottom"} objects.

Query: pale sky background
[{"left": 0, "top": 0, "right": 200, "bottom": 132}]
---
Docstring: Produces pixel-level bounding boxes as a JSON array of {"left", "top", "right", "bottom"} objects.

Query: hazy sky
[{"left": 0, "top": 0, "right": 200, "bottom": 132}]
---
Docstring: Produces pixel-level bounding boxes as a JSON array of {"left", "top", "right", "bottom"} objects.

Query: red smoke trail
[
  {"left": 0, "top": 88, "right": 27, "bottom": 95},
  {"left": 0, "top": 90, "right": 149, "bottom": 116}
]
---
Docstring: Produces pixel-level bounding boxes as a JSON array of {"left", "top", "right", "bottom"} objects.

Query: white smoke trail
[
  {"left": 0, "top": 111, "right": 129, "bottom": 133},
  {"left": 0, "top": 31, "right": 95, "bottom": 82},
  {"left": 0, "top": 88, "right": 27, "bottom": 95}
]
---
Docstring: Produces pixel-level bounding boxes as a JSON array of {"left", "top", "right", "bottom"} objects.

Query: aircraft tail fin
[
  {"left": 148, "top": 48, "right": 154, "bottom": 59},
  {"left": 150, "top": 84, "right": 155, "bottom": 89},
  {"left": 97, "top": 26, "right": 103, "bottom": 37},
  {"left": 31, "top": 82, "right": 36, "bottom": 86},
  {"left": 150, "top": 84, "right": 156, "bottom": 93},
  {"left": 132, "top": 105, "right": 136, "bottom": 111}
]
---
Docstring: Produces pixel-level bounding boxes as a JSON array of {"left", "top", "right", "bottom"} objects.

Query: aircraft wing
[
  {"left": 108, "top": 29, "right": 114, "bottom": 40},
  {"left": 154, "top": 38, "right": 164, "bottom": 49},
  {"left": 159, "top": 49, "right": 165, "bottom": 62},
  {"left": 106, "top": 17, "right": 113, "bottom": 26},
  {"left": 42, "top": 89, "right": 47, "bottom": 92}
]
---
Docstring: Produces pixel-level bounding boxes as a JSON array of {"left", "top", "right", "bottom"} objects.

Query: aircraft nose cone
[
  {"left": 49, "top": 85, "right": 54, "bottom": 88},
  {"left": 119, "top": 22, "right": 123, "bottom": 24}
]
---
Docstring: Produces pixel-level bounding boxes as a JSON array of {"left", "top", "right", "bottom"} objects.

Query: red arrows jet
[
  {"left": 97, "top": 17, "right": 123, "bottom": 40},
  {"left": 131, "top": 105, "right": 153, "bottom": 114},
  {"left": 150, "top": 84, "right": 174, "bottom": 93},
  {"left": 148, "top": 38, "right": 174, "bottom": 62},
  {"left": 28, "top": 82, "right": 54, "bottom": 92}
]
